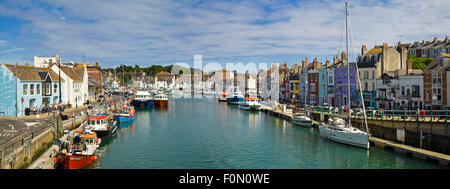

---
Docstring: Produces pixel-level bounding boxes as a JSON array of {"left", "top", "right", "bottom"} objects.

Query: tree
[{"left": 410, "top": 55, "right": 433, "bottom": 70}]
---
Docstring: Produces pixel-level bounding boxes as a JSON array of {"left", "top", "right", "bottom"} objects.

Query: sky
[{"left": 0, "top": 0, "right": 449, "bottom": 69}]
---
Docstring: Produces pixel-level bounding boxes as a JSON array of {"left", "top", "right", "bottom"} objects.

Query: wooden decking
[{"left": 369, "top": 136, "right": 450, "bottom": 165}]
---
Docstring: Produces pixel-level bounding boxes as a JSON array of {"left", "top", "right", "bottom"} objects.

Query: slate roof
[
  {"left": 5, "top": 64, "right": 64, "bottom": 82},
  {"left": 57, "top": 65, "right": 83, "bottom": 82}
]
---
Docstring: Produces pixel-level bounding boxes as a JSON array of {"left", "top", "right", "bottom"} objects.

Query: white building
[
  {"left": 376, "top": 71, "right": 423, "bottom": 110},
  {"left": 51, "top": 64, "right": 88, "bottom": 108},
  {"left": 111, "top": 80, "right": 119, "bottom": 89},
  {"left": 34, "top": 54, "right": 61, "bottom": 68}
]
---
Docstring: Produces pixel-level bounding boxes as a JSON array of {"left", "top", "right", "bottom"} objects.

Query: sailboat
[
  {"left": 318, "top": 0, "right": 370, "bottom": 149},
  {"left": 292, "top": 62, "right": 312, "bottom": 127}
]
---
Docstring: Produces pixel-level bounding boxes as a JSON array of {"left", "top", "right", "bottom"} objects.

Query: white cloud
[{"left": 0, "top": 0, "right": 449, "bottom": 66}]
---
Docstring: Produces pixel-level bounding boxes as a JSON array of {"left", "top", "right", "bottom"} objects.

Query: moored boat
[
  {"left": 291, "top": 112, "right": 312, "bottom": 127},
  {"left": 53, "top": 128, "right": 101, "bottom": 169},
  {"left": 227, "top": 91, "right": 244, "bottom": 105},
  {"left": 131, "top": 91, "right": 153, "bottom": 109},
  {"left": 319, "top": 117, "right": 369, "bottom": 149},
  {"left": 114, "top": 106, "right": 135, "bottom": 128},
  {"left": 218, "top": 92, "right": 228, "bottom": 102},
  {"left": 87, "top": 114, "right": 117, "bottom": 138},
  {"left": 239, "top": 97, "right": 261, "bottom": 111},
  {"left": 154, "top": 92, "right": 169, "bottom": 107}
]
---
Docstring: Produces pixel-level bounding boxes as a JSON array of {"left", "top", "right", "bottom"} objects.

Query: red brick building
[{"left": 423, "top": 53, "right": 450, "bottom": 109}]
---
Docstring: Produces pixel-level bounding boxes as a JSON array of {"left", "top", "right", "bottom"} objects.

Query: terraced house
[
  {"left": 423, "top": 53, "right": 450, "bottom": 109},
  {"left": 51, "top": 63, "right": 88, "bottom": 108},
  {"left": 0, "top": 64, "right": 65, "bottom": 117}
]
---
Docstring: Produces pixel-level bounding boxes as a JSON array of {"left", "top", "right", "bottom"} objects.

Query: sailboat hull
[{"left": 319, "top": 125, "right": 369, "bottom": 149}]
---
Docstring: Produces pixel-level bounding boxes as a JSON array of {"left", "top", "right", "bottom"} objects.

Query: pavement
[{"left": 0, "top": 95, "right": 122, "bottom": 149}]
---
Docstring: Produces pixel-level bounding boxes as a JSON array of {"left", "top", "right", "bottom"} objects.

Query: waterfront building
[
  {"left": 376, "top": 69, "right": 424, "bottom": 110},
  {"left": 85, "top": 62, "right": 103, "bottom": 101},
  {"left": 289, "top": 74, "right": 300, "bottom": 103},
  {"left": 409, "top": 36, "right": 450, "bottom": 58},
  {"left": 245, "top": 74, "right": 257, "bottom": 97},
  {"left": 355, "top": 43, "right": 409, "bottom": 108},
  {"left": 423, "top": 53, "right": 450, "bottom": 109},
  {"left": 0, "top": 64, "right": 65, "bottom": 117},
  {"left": 332, "top": 52, "right": 357, "bottom": 107},
  {"left": 155, "top": 71, "right": 175, "bottom": 91},
  {"left": 318, "top": 67, "right": 328, "bottom": 105},
  {"left": 51, "top": 64, "right": 88, "bottom": 108}
]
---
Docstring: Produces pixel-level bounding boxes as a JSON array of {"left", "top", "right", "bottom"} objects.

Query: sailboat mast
[{"left": 345, "top": 0, "right": 351, "bottom": 125}]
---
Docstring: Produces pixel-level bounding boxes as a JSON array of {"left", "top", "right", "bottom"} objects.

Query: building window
[
  {"left": 46, "top": 83, "right": 51, "bottom": 95},
  {"left": 364, "top": 82, "right": 368, "bottom": 91},
  {"left": 23, "top": 84, "right": 28, "bottom": 95},
  {"left": 30, "top": 84, "right": 34, "bottom": 95},
  {"left": 37, "top": 84, "right": 40, "bottom": 95},
  {"left": 412, "top": 85, "right": 420, "bottom": 97},
  {"left": 54, "top": 84, "right": 58, "bottom": 93}
]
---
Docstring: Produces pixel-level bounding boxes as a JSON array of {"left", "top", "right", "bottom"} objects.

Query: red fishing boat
[
  {"left": 54, "top": 128, "right": 101, "bottom": 169},
  {"left": 153, "top": 92, "right": 169, "bottom": 107}
]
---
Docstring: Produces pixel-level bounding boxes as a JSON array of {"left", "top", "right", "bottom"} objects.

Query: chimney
[
  {"left": 48, "top": 62, "right": 53, "bottom": 68},
  {"left": 407, "top": 59, "right": 412, "bottom": 75},
  {"left": 96, "top": 61, "right": 99, "bottom": 68},
  {"left": 433, "top": 37, "right": 438, "bottom": 43},
  {"left": 326, "top": 60, "right": 330, "bottom": 67},
  {"left": 302, "top": 57, "right": 308, "bottom": 69},
  {"left": 362, "top": 45, "right": 368, "bottom": 55},
  {"left": 341, "top": 51, "right": 347, "bottom": 63},
  {"left": 25, "top": 62, "right": 30, "bottom": 66},
  {"left": 422, "top": 40, "right": 427, "bottom": 44},
  {"left": 383, "top": 43, "right": 388, "bottom": 47},
  {"left": 445, "top": 36, "right": 449, "bottom": 43},
  {"left": 333, "top": 54, "right": 340, "bottom": 64}
]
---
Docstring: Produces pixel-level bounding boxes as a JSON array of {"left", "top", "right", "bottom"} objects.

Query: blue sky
[{"left": 0, "top": 0, "right": 449, "bottom": 69}]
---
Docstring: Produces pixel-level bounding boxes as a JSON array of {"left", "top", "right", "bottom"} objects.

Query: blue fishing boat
[
  {"left": 114, "top": 106, "right": 135, "bottom": 128},
  {"left": 131, "top": 91, "right": 153, "bottom": 109},
  {"left": 227, "top": 91, "right": 244, "bottom": 105}
]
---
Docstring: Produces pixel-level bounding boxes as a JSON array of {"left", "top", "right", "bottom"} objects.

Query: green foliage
[{"left": 410, "top": 55, "right": 433, "bottom": 70}]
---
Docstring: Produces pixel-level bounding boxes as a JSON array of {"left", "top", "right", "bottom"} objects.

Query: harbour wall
[
  {"left": 311, "top": 112, "right": 450, "bottom": 155},
  {"left": 0, "top": 117, "right": 83, "bottom": 169}
]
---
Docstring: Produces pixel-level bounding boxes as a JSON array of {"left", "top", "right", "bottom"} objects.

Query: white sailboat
[{"left": 318, "top": 0, "right": 370, "bottom": 149}]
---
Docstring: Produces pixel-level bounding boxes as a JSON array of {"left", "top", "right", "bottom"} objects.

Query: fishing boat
[
  {"left": 292, "top": 112, "right": 312, "bottom": 127},
  {"left": 114, "top": 106, "right": 135, "bottom": 128},
  {"left": 154, "top": 91, "right": 169, "bottom": 107},
  {"left": 227, "top": 89, "right": 244, "bottom": 105},
  {"left": 87, "top": 114, "right": 118, "bottom": 138},
  {"left": 218, "top": 91, "right": 228, "bottom": 102},
  {"left": 131, "top": 91, "right": 153, "bottom": 109},
  {"left": 239, "top": 97, "right": 261, "bottom": 111},
  {"left": 318, "top": 1, "right": 370, "bottom": 149},
  {"left": 53, "top": 127, "right": 101, "bottom": 169}
]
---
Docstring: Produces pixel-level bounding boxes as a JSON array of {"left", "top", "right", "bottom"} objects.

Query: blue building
[
  {"left": 318, "top": 68, "right": 328, "bottom": 104},
  {"left": 0, "top": 64, "right": 65, "bottom": 117},
  {"left": 333, "top": 63, "right": 358, "bottom": 108}
]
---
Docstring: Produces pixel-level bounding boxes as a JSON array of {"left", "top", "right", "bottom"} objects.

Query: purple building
[{"left": 333, "top": 63, "right": 358, "bottom": 107}]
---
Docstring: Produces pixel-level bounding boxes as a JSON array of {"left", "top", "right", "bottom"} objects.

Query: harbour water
[{"left": 96, "top": 96, "right": 445, "bottom": 169}]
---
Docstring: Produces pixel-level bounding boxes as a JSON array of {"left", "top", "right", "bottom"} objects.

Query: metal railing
[{"left": 305, "top": 105, "right": 450, "bottom": 122}]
